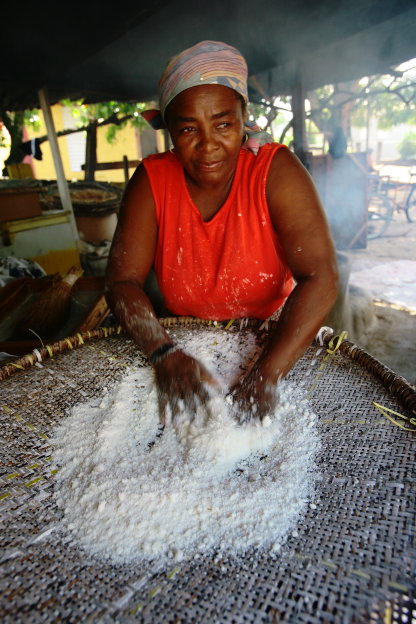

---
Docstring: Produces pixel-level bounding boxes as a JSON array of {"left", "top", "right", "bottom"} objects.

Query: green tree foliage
[
  {"left": 251, "top": 62, "right": 416, "bottom": 147},
  {"left": 349, "top": 73, "right": 416, "bottom": 129},
  {"left": 59, "top": 99, "right": 149, "bottom": 143},
  {"left": 0, "top": 109, "right": 41, "bottom": 166},
  {"left": 249, "top": 99, "right": 291, "bottom": 132},
  {"left": 0, "top": 124, "right": 7, "bottom": 149},
  {"left": 307, "top": 66, "right": 416, "bottom": 136},
  {"left": 248, "top": 98, "right": 293, "bottom": 144},
  {"left": 398, "top": 131, "right": 416, "bottom": 159},
  {"left": 1, "top": 99, "right": 150, "bottom": 174}
]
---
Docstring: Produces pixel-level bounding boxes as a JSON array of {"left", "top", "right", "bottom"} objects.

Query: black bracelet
[{"left": 149, "top": 342, "right": 176, "bottom": 365}]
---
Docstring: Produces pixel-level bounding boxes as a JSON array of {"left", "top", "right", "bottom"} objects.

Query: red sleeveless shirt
[{"left": 143, "top": 143, "right": 293, "bottom": 320}]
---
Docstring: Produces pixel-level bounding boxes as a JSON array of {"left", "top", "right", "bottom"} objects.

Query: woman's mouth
[{"left": 198, "top": 161, "right": 223, "bottom": 172}]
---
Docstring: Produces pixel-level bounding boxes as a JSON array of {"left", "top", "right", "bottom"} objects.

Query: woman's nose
[{"left": 197, "top": 129, "right": 218, "bottom": 151}]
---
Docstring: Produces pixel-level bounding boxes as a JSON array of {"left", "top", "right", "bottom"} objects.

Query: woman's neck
[{"left": 185, "top": 171, "right": 234, "bottom": 222}]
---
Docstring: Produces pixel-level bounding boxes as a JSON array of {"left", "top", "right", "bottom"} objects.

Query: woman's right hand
[{"left": 153, "top": 349, "right": 218, "bottom": 425}]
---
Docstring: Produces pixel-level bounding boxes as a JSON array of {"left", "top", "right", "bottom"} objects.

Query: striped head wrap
[
  {"left": 159, "top": 40, "right": 248, "bottom": 119},
  {"left": 142, "top": 40, "right": 273, "bottom": 155},
  {"left": 142, "top": 40, "right": 247, "bottom": 129}
]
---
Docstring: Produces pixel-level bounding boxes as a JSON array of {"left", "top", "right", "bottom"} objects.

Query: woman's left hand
[{"left": 229, "top": 363, "right": 278, "bottom": 423}]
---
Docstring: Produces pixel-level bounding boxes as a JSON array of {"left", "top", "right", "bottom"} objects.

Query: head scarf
[{"left": 142, "top": 40, "right": 273, "bottom": 155}]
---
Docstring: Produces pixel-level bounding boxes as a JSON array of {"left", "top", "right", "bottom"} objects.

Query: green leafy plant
[
  {"left": 398, "top": 131, "right": 416, "bottom": 159},
  {"left": 60, "top": 99, "right": 149, "bottom": 144}
]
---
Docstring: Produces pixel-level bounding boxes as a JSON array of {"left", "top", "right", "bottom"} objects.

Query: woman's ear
[{"left": 241, "top": 106, "right": 248, "bottom": 142}]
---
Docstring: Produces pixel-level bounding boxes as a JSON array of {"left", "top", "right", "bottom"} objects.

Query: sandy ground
[{"left": 344, "top": 211, "right": 415, "bottom": 385}]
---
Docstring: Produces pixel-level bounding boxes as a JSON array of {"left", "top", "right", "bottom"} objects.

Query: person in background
[{"left": 106, "top": 41, "right": 338, "bottom": 423}]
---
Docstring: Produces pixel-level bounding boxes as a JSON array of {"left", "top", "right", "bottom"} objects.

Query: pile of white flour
[{"left": 52, "top": 328, "right": 319, "bottom": 567}]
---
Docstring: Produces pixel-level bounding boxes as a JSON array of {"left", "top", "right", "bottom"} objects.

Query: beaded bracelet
[{"left": 149, "top": 342, "right": 176, "bottom": 365}]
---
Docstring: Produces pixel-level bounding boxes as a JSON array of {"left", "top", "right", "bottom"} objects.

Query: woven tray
[
  {"left": 40, "top": 181, "right": 123, "bottom": 217},
  {"left": 1, "top": 319, "right": 415, "bottom": 623}
]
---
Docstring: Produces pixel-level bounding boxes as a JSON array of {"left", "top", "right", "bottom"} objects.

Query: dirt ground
[{"left": 344, "top": 210, "right": 415, "bottom": 385}]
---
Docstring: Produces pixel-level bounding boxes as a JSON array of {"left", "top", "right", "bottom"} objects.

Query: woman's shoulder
[
  {"left": 141, "top": 151, "right": 182, "bottom": 183},
  {"left": 143, "top": 150, "right": 172, "bottom": 162},
  {"left": 142, "top": 150, "right": 178, "bottom": 168},
  {"left": 241, "top": 142, "right": 286, "bottom": 163},
  {"left": 267, "top": 144, "right": 309, "bottom": 182},
  {"left": 239, "top": 143, "right": 287, "bottom": 179},
  {"left": 258, "top": 142, "right": 284, "bottom": 154}
]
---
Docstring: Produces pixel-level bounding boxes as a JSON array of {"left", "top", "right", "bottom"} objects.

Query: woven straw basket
[{"left": 1, "top": 318, "right": 415, "bottom": 623}]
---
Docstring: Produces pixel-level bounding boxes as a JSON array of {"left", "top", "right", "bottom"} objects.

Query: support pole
[
  {"left": 291, "top": 72, "right": 309, "bottom": 168},
  {"left": 38, "top": 87, "right": 79, "bottom": 244},
  {"left": 123, "top": 155, "right": 129, "bottom": 186},
  {"left": 84, "top": 123, "right": 97, "bottom": 181}
]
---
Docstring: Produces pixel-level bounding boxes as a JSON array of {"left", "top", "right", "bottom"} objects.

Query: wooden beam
[{"left": 81, "top": 160, "right": 140, "bottom": 171}]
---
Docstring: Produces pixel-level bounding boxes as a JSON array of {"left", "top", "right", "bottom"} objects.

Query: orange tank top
[{"left": 143, "top": 143, "right": 293, "bottom": 320}]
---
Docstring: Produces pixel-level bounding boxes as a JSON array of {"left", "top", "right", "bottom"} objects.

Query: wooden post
[
  {"left": 365, "top": 99, "right": 371, "bottom": 154},
  {"left": 291, "top": 73, "right": 309, "bottom": 168},
  {"left": 38, "top": 88, "right": 79, "bottom": 244},
  {"left": 123, "top": 155, "right": 129, "bottom": 185},
  {"left": 84, "top": 124, "right": 97, "bottom": 181}
]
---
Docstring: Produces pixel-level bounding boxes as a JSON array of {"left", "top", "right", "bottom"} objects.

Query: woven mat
[{"left": 1, "top": 323, "right": 415, "bottom": 624}]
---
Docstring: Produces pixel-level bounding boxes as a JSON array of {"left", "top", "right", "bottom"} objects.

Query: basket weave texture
[
  {"left": 1, "top": 320, "right": 415, "bottom": 623},
  {"left": 41, "top": 181, "right": 123, "bottom": 216}
]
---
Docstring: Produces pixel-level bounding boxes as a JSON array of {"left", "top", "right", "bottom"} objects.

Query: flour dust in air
[{"left": 52, "top": 328, "right": 319, "bottom": 568}]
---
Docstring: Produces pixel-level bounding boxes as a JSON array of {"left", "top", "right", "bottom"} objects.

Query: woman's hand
[
  {"left": 229, "top": 362, "right": 279, "bottom": 423},
  {"left": 153, "top": 349, "right": 218, "bottom": 425}
]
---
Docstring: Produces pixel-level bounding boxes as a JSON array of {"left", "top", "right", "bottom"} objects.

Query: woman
[{"left": 106, "top": 41, "right": 338, "bottom": 422}]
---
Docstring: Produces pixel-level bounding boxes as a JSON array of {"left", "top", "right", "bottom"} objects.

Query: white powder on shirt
[{"left": 52, "top": 329, "right": 319, "bottom": 567}]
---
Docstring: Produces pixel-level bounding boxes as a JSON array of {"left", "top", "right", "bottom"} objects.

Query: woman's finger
[
  {"left": 199, "top": 364, "right": 219, "bottom": 387},
  {"left": 157, "top": 390, "right": 168, "bottom": 426}
]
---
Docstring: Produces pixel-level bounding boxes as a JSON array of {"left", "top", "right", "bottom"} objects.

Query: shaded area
[{"left": 1, "top": 1, "right": 416, "bottom": 110}]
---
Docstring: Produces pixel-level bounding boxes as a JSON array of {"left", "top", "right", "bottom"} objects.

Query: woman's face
[{"left": 166, "top": 84, "right": 246, "bottom": 189}]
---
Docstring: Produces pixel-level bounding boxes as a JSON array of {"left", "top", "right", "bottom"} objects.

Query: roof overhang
[{"left": 1, "top": 0, "right": 415, "bottom": 110}]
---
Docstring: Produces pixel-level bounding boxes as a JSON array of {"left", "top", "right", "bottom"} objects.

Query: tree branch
[
  {"left": 36, "top": 112, "right": 135, "bottom": 144},
  {"left": 279, "top": 119, "right": 293, "bottom": 144}
]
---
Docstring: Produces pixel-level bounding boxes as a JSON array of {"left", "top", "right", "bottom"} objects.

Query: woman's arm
[
  {"left": 106, "top": 164, "right": 170, "bottom": 355},
  {"left": 106, "top": 164, "right": 216, "bottom": 423},
  {"left": 233, "top": 147, "right": 339, "bottom": 419}
]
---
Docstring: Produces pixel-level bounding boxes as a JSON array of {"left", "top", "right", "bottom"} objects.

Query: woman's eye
[
  {"left": 180, "top": 127, "right": 196, "bottom": 134},
  {"left": 217, "top": 122, "right": 230, "bottom": 129}
]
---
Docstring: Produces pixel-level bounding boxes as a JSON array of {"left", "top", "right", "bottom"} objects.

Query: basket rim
[{"left": 0, "top": 316, "right": 414, "bottom": 417}]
